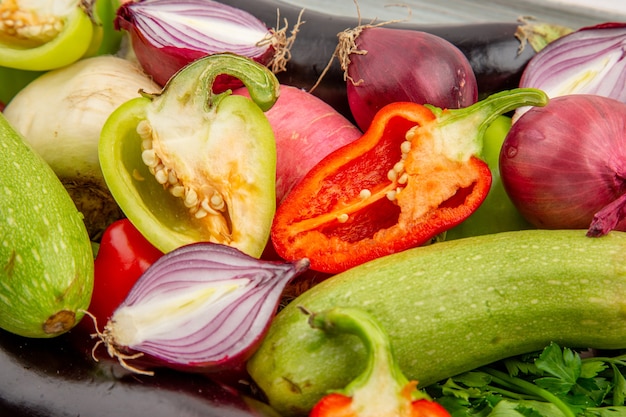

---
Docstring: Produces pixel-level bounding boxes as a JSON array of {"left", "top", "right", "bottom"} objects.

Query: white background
[{"left": 547, "top": 0, "right": 626, "bottom": 15}]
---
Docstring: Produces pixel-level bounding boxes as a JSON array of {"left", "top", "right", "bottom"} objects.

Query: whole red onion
[
  {"left": 343, "top": 26, "right": 478, "bottom": 131},
  {"left": 500, "top": 94, "right": 626, "bottom": 236}
]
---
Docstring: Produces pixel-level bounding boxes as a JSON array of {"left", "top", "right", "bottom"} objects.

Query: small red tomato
[{"left": 80, "top": 219, "right": 163, "bottom": 333}]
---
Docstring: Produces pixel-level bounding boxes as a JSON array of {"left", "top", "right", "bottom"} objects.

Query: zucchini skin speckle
[
  {"left": 248, "top": 229, "right": 626, "bottom": 417},
  {"left": 0, "top": 112, "right": 93, "bottom": 338}
]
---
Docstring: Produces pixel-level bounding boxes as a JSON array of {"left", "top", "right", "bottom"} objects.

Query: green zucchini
[
  {"left": 247, "top": 229, "right": 626, "bottom": 416},
  {"left": 0, "top": 112, "right": 94, "bottom": 338}
]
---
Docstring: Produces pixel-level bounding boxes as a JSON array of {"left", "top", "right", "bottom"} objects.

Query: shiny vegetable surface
[
  {"left": 4, "top": 55, "right": 160, "bottom": 239},
  {"left": 233, "top": 84, "right": 361, "bottom": 205},
  {"left": 99, "top": 53, "right": 279, "bottom": 257},
  {"left": 0, "top": 328, "right": 280, "bottom": 417},
  {"left": 271, "top": 89, "right": 547, "bottom": 273},
  {"left": 115, "top": 0, "right": 279, "bottom": 88},
  {"left": 515, "top": 22, "right": 626, "bottom": 121},
  {"left": 0, "top": 111, "right": 94, "bottom": 338},
  {"left": 0, "top": 0, "right": 122, "bottom": 104},
  {"left": 248, "top": 229, "right": 626, "bottom": 416}
]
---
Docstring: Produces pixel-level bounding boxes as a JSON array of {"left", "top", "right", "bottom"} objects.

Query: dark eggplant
[
  {"left": 0, "top": 328, "right": 279, "bottom": 417},
  {"left": 217, "top": 0, "right": 537, "bottom": 117}
]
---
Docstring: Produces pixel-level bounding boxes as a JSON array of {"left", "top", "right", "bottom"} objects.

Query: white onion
[{"left": 4, "top": 55, "right": 160, "bottom": 237}]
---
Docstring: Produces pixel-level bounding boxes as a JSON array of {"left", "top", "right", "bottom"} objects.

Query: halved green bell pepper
[
  {"left": 0, "top": 0, "right": 122, "bottom": 104},
  {"left": 99, "top": 53, "right": 280, "bottom": 258},
  {"left": 0, "top": 1, "right": 93, "bottom": 71}
]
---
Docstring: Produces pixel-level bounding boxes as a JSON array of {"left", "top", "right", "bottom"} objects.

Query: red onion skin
[
  {"left": 115, "top": 2, "right": 275, "bottom": 88},
  {"left": 233, "top": 84, "right": 362, "bottom": 204},
  {"left": 500, "top": 94, "right": 626, "bottom": 231},
  {"left": 347, "top": 26, "right": 478, "bottom": 131}
]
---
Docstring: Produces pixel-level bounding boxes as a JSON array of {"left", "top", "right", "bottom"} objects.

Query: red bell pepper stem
[
  {"left": 304, "top": 306, "right": 451, "bottom": 417},
  {"left": 271, "top": 88, "right": 548, "bottom": 273}
]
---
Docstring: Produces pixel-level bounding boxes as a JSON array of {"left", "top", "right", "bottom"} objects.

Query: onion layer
[
  {"left": 115, "top": 0, "right": 290, "bottom": 88},
  {"left": 514, "top": 22, "right": 626, "bottom": 121},
  {"left": 90, "top": 242, "right": 309, "bottom": 375},
  {"left": 500, "top": 94, "right": 626, "bottom": 236}
]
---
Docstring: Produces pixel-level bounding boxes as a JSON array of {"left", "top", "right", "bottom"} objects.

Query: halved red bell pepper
[{"left": 271, "top": 88, "right": 548, "bottom": 273}]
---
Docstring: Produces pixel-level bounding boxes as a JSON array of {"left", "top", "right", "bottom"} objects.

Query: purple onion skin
[
  {"left": 500, "top": 94, "right": 626, "bottom": 233},
  {"left": 347, "top": 26, "right": 478, "bottom": 131},
  {"left": 115, "top": 1, "right": 275, "bottom": 88},
  {"left": 105, "top": 242, "right": 309, "bottom": 376}
]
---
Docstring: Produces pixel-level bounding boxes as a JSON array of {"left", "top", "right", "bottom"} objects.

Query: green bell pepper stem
[
  {"left": 152, "top": 52, "right": 280, "bottom": 113},
  {"left": 0, "top": 5, "right": 95, "bottom": 71},
  {"left": 303, "top": 306, "right": 432, "bottom": 402}
]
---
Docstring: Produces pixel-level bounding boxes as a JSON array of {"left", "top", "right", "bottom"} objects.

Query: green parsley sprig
[{"left": 427, "top": 342, "right": 626, "bottom": 416}]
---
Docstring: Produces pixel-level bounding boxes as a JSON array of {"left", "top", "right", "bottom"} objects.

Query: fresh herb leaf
[
  {"left": 610, "top": 364, "right": 626, "bottom": 406},
  {"left": 581, "top": 406, "right": 626, "bottom": 416},
  {"left": 534, "top": 343, "right": 580, "bottom": 395},
  {"left": 581, "top": 361, "right": 609, "bottom": 379},
  {"left": 428, "top": 344, "right": 626, "bottom": 417},
  {"left": 504, "top": 358, "right": 540, "bottom": 378}
]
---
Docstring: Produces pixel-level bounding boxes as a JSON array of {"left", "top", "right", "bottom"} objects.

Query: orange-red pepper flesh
[{"left": 309, "top": 391, "right": 452, "bottom": 417}]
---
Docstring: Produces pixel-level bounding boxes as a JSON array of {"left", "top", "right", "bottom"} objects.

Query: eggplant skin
[
  {"left": 219, "top": 0, "right": 535, "bottom": 117},
  {"left": 0, "top": 329, "right": 275, "bottom": 417}
]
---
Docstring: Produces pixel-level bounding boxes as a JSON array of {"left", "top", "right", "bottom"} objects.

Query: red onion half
[
  {"left": 90, "top": 242, "right": 309, "bottom": 375},
  {"left": 336, "top": 25, "right": 478, "bottom": 131},
  {"left": 116, "top": 0, "right": 295, "bottom": 88},
  {"left": 500, "top": 94, "right": 626, "bottom": 236},
  {"left": 514, "top": 22, "right": 626, "bottom": 121}
]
